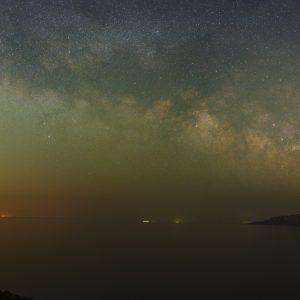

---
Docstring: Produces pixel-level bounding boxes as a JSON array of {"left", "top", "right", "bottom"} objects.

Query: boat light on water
[
  {"left": 142, "top": 220, "right": 151, "bottom": 223},
  {"left": 174, "top": 218, "right": 184, "bottom": 224}
]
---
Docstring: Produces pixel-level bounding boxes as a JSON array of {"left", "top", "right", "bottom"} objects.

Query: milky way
[{"left": 1, "top": 0, "right": 300, "bottom": 218}]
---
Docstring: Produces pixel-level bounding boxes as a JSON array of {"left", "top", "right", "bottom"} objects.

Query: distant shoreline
[{"left": 250, "top": 214, "right": 300, "bottom": 227}]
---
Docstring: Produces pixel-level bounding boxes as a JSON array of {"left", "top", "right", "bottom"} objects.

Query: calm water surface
[{"left": 1, "top": 219, "right": 300, "bottom": 299}]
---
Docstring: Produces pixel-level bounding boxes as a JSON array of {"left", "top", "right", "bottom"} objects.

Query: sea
[{"left": 1, "top": 219, "right": 300, "bottom": 299}]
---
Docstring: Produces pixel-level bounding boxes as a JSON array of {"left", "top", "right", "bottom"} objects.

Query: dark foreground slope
[
  {"left": 0, "top": 291, "right": 33, "bottom": 300},
  {"left": 251, "top": 214, "right": 300, "bottom": 226}
]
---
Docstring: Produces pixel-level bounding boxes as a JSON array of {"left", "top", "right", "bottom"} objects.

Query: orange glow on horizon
[{"left": 0, "top": 213, "right": 12, "bottom": 218}]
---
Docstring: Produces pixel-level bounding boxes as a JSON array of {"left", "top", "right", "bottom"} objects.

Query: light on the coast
[{"left": 0, "top": 213, "right": 11, "bottom": 218}]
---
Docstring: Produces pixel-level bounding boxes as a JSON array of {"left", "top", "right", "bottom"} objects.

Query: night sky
[{"left": 1, "top": 0, "right": 300, "bottom": 219}]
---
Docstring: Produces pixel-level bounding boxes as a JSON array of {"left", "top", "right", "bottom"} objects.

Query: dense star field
[{"left": 1, "top": 0, "right": 300, "bottom": 219}]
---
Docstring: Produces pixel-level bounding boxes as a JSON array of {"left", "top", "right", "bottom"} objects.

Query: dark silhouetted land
[
  {"left": 0, "top": 290, "right": 33, "bottom": 300},
  {"left": 251, "top": 214, "right": 300, "bottom": 227}
]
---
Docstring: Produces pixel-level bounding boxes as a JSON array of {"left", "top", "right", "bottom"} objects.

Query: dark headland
[
  {"left": 250, "top": 214, "right": 300, "bottom": 227},
  {"left": 0, "top": 290, "right": 33, "bottom": 300}
]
